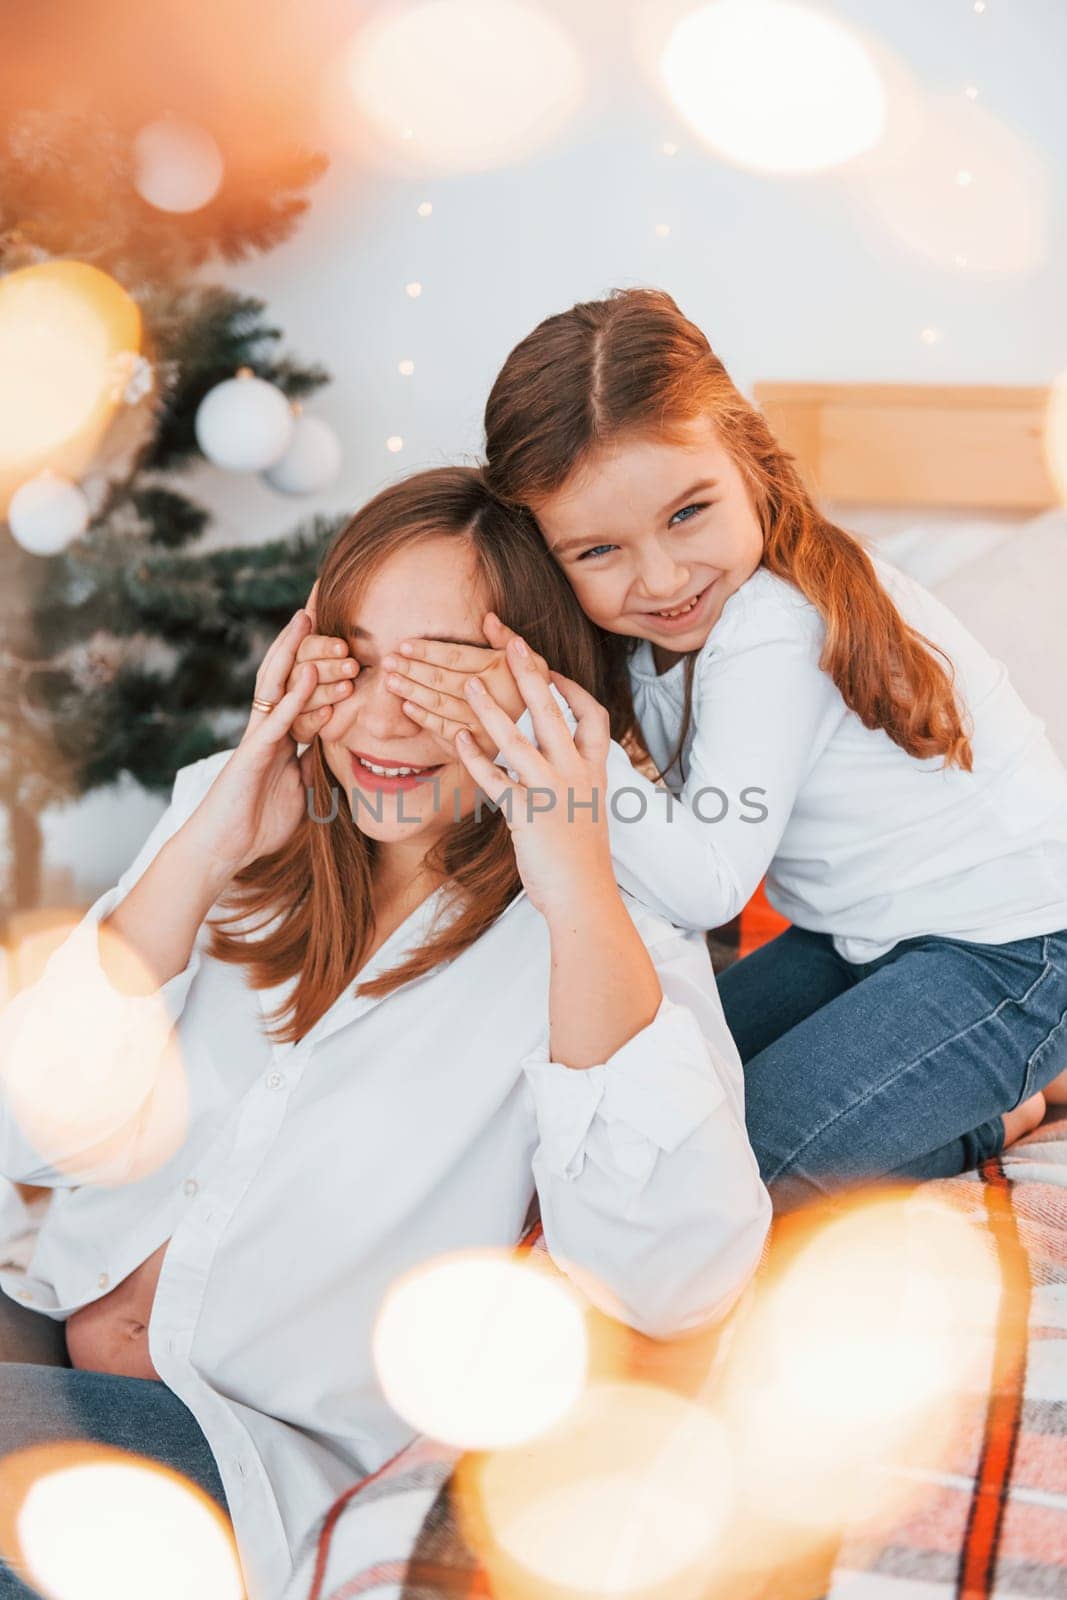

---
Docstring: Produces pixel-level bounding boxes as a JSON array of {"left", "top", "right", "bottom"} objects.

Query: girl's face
[
  {"left": 531, "top": 417, "right": 764, "bottom": 660},
  {"left": 319, "top": 537, "right": 488, "bottom": 847}
]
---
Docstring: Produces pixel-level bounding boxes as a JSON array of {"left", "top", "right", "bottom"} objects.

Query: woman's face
[
  {"left": 319, "top": 536, "right": 489, "bottom": 848},
  {"left": 530, "top": 417, "right": 764, "bottom": 658}
]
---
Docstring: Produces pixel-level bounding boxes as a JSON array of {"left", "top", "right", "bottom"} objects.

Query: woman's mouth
[{"left": 349, "top": 751, "right": 444, "bottom": 794}]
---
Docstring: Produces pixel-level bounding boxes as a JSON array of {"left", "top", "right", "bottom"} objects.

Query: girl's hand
[
  {"left": 382, "top": 611, "right": 549, "bottom": 755},
  {"left": 284, "top": 581, "right": 361, "bottom": 743},
  {"left": 184, "top": 609, "right": 326, "bottom": 880},
  {"left": 452, "top": 638, "right": 615, "bottom": 921}
]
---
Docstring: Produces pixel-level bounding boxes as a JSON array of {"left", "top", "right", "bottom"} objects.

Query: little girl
[{"left": 298, "top": 290, "right": 1067, "bottom": 1211}]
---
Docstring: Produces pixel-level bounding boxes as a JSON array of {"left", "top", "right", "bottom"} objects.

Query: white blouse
[
  {"left": 0, "top": 749, "right": 770, "bottom": 1600},
  {"left": 590, "top": 560, "right": 1067, "bottom": 963}
]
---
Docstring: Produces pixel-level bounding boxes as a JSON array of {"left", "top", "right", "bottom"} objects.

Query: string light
[
  {"left": 417, "top": 202, "right": 433, "bottom": 217},
  {"left": 920, "top": 327, "right": 942, "bottom": 345},
  {"left": 964, "top": 84, "right": 979, "bottom": 99},
  {"left": 654, "top": 222, "right": 671, "bottom": 237},
  {"left": 386, "top": 435, "right": 404, "bottom": 453},
  {"left": 404, "top": 282, "right": 423, "bottom": 299},
  {"left": 661, "top": 140, "right": 679, "bottom": 156},
  {"left": 955, "top": 168, "right": 974, "bottom": 187},
  {"left": 973, "top": 0, "right": 986, "bottom": 12},
  {"left": 398, "top": 360, "right": 415, "bottom": 376}
]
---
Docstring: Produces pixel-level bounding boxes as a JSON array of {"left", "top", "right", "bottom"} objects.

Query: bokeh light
[
  {"left": 372, "top": 1250, "right": 589, "bottom": 1450},
  {"left": 132, "top": 118, "right": 224, "bottom": 214},
  {"left": 1044, "top": 373, "right": 1067, "bottom": 503},
  {"left": 659, "top": 0, "right": 886, "bottom": 175},
  {"left": 0, "top": 1444, "right": 241, "bottom": 1600},
  {"left": 0, "top": 918, "right": 189, "bottom": 1185},
  {"left": 339, "top": 0, "right": 584, "bottom": 175},
  {"left": 720, "top": 1189, "right": 1000, "bottom": 1535},
  {"left": 846, "top": 91, "right": 1051, "bottom": 277},
  {"left": 0, "top": 262, "right": 141, "bottom": 516},
  {"left": 471, "top": 1381, "right": 733, "bottom": 1594}
]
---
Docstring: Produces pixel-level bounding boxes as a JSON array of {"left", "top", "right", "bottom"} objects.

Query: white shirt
[
  {"left": 0, "top": 749, "right": 770, "bottom": 1600},
  {"left": 597, "top": 559, "right": 1067, "bottom": 963}
]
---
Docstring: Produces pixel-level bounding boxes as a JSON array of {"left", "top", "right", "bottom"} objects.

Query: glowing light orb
[
  {"left": 0, "top": 262, "right": 141, "bottom": 514},
  {"left": 132, "top": 119, "right": 224, "bottom": 214},
  {"left": 0, "top": 918, "right": 189, "bottom": 1184},
  {"left": 475, "top": 1382, "right": 733, "bottom": 1593},
  {"left": 344, "top": 0, "right": 584, "bottom": 175},
  {"left": 0, "top": 1446, "right": 241, "bottom": 1600},
  {"left": 1046, "top": 373, "right": 1067, "bottom": 503},
  {"left": 660, "top": 0, "right": 886, "bottom": 175},
  {"left": 722, "top": 1190, "right": 999, "bottom": 1533},
  {"left": 373, "top": 1250, "right": 588, "bottom": 1449},
  {"left": 847, "top": 93, "right": 1050, "bottom": 277}
]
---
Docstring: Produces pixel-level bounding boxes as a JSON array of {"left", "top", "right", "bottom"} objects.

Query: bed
[{"left": 284, "top": 384, "right": 1067, "bottom": 1600}]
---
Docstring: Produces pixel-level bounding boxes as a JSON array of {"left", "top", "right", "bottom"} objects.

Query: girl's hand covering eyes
[
  {"left": 381, "top": 611, "right": 550, "bottom": 757},
  {"left": 450, "top": 640, "right": 614, "bottom": 921},
  {"left": 284, "top": 580, "right": 361, "bottom": 743}
]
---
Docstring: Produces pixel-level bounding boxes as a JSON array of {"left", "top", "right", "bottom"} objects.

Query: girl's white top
[
  {"left": 0, "top": 750, "right": 770, "bottom": 1600},
  {"left": 606, "top": 559, "right": 1067, "bottom": 961}
]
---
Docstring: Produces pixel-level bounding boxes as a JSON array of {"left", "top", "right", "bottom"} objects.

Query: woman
[{"left": 0, "top": 468, "right": 770, "bottom": 1600}]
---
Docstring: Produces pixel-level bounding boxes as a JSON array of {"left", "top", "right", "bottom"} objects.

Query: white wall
[{"left": 39, "top": 0, "right": 1067, "bottom": 902}]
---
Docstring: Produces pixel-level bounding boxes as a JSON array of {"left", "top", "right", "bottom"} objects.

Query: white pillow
[{"left": 922, "top": 508, "right": 1067, "bottom": 762}]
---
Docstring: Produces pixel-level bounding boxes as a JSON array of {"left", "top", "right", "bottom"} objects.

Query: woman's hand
[
  {"left": 100, "top": 609, "right": 325, "bottom": 997},
  {"left": 381, "top": 611, "right": 550, "bottom": 756},
  {"left": 184, "top": 609, "right": 325, "bottom": 880},
  {"left": 284, "top": 581, "right": 362, "bottom": 743},
  {"left": 451, "top": 636, "right": 615, "bottom": 920}
]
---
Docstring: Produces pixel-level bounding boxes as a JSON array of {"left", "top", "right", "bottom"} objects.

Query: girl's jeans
[
  {"left": 0, "top": 1295, "right": 229, "bottom": 1598},
  {"left": 718, "top": 926, "right": 1067, "bottom": 1213}
]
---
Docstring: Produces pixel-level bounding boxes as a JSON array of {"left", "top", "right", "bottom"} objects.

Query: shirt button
[
  {"left": 266, "top": 1071, "right": 284, "bottom": 1090},
  {"left": 98, "top": 1273, "right": 109, "bottom": 1290},
  {"left": 183, "top": 1178, "right": 199, "bottom": 1198}
]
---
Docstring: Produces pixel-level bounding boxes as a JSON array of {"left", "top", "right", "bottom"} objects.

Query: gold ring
[{"left": 251, "top": 696, "right": 277, "bottom": 714}]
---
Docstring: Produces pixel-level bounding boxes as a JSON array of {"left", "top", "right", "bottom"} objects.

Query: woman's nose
[{"left": 358, "top": 669, "right": 420, "bottom": 737}]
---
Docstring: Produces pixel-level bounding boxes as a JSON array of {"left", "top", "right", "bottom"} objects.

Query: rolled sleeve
[
  {"left": 522, "top": 915, "right": 771, "bottom": 1340},
  {"left": 521, "top": 998, "right": 725, "bottom": 1183}
]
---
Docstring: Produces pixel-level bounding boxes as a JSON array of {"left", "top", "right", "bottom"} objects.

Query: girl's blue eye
[
  {"left": 577, "top": 544, "right": 616, "bottom": 561},
  {"left": 669, "top": 503, "right": 705, "bottom": 526}
]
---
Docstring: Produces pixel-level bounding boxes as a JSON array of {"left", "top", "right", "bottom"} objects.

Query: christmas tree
[{"left": 0, "top": 109, "right": 342, "bottom": 919}]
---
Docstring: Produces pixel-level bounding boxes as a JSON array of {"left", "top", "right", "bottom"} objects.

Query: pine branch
[
  {"left": 130, "top": 486, "right": 211, "bottom": 548},
  {"left": 142, "top": 285, "right": 330, "bottom": 471}
]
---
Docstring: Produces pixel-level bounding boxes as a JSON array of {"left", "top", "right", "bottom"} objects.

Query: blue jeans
[
  {"left": 718, "top": 927, "right": 1067, "bottom": 1213},
  {"left": 0, "top": 1293, "right": 229, "bottom": 1598}
]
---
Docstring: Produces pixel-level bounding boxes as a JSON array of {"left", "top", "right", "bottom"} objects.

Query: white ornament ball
[
  {"left": 8, "top": 472, "right": 90, "bottom": 555},
  {"left": 132, "top": 118, "right": 224, "bottom": 214},
  {"left": 264, "top": 415, "right": 342, "bottom": 495},
  {"left": 195, "top": 373, "right": 295, "bottom": 472}
]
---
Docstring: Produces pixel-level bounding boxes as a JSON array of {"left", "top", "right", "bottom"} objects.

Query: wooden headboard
[{"left": 753, "top": 382, "right": 1057, "bottom": 511}]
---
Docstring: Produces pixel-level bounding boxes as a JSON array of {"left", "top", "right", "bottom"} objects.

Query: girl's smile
[{"left": 531, "top": 417, "right": 764, "bottom": 654}]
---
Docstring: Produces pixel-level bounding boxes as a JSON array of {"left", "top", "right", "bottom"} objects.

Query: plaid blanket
[
  {"left": 284, "top": 1112, "right": 1067, "bottom": 1600},
  {"left": 828, "top": 1112, "right": 1067, "bottom": 1600}
]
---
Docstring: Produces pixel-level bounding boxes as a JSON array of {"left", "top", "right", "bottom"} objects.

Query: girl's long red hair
[
  {"left": 482, "top": 287, "right": 972, "bottom": 777},
  {"left": 209, "top": 467, "right": 602, "bottom": 1044}
]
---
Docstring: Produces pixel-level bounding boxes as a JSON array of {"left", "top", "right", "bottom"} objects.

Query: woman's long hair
[
  {"left": 209, "top": 467, "right": 602, "bottom": 1044},
  {"left": 483, "top": 287, "right": 972, "bottom": 781}
]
